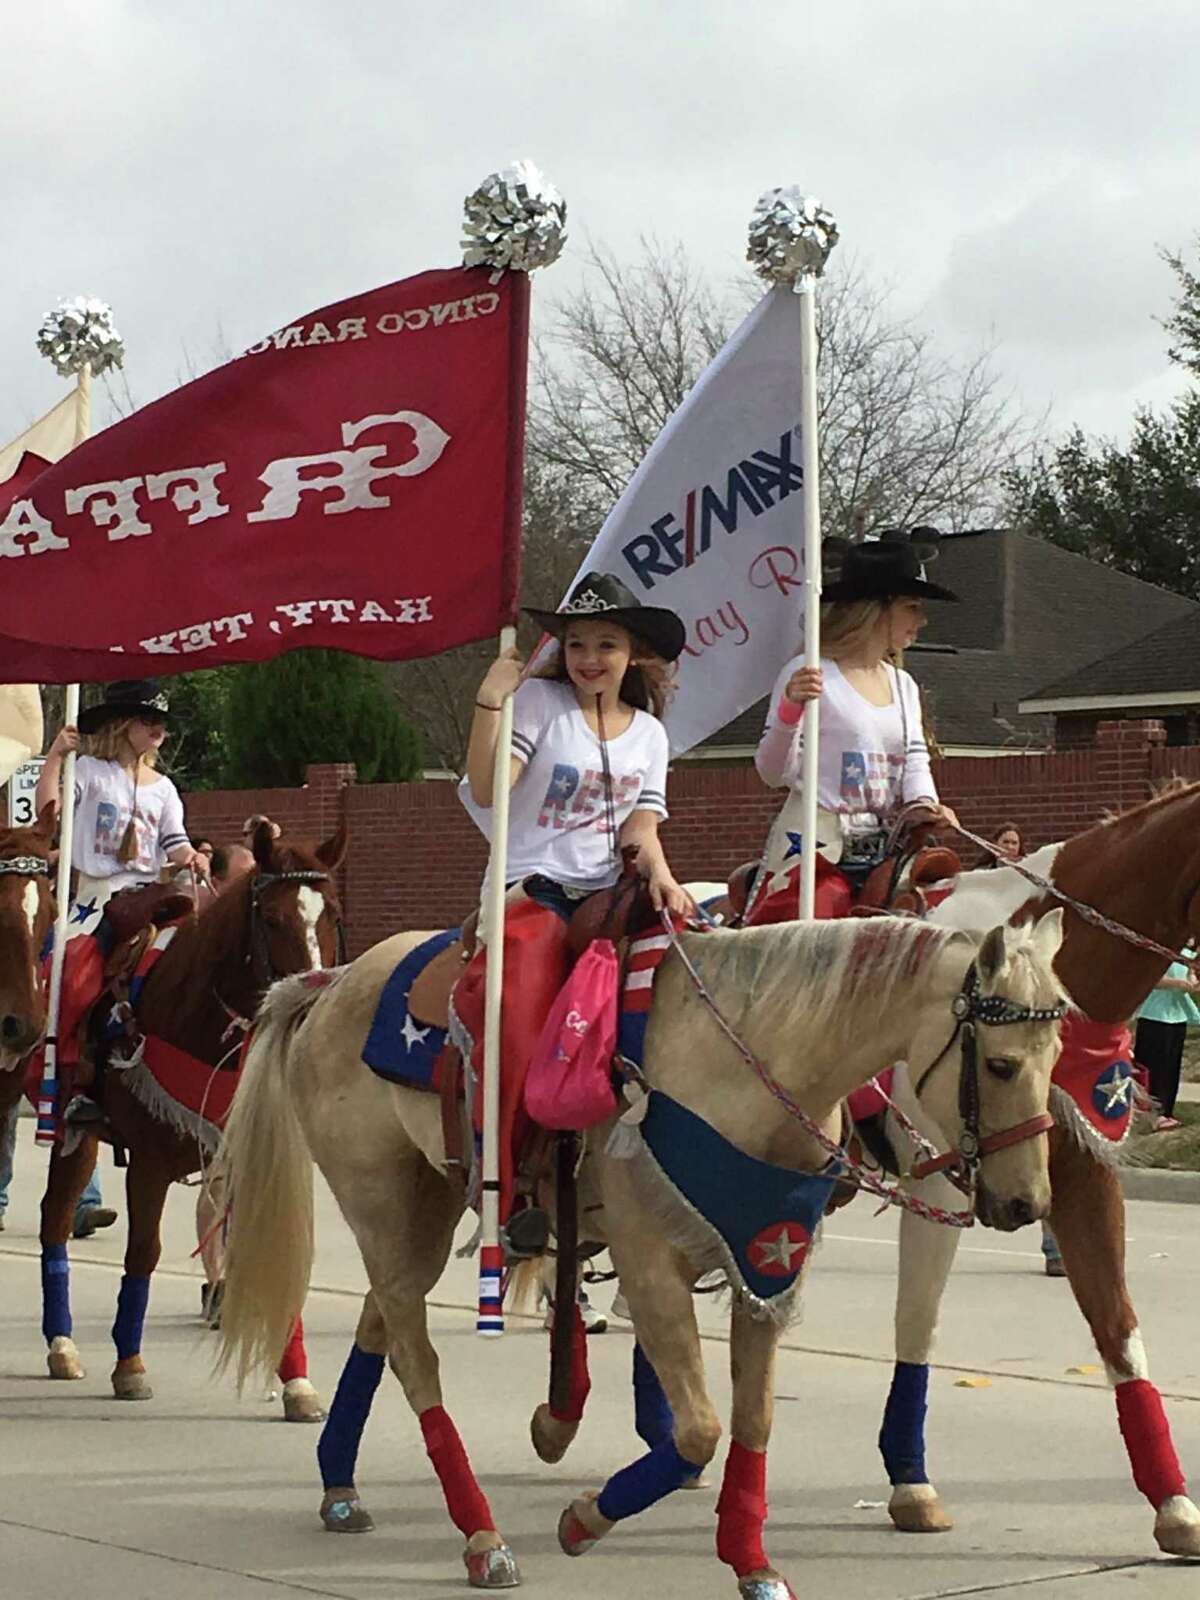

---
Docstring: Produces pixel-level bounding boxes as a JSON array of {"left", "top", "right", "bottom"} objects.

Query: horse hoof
[
  {"left": 283, "top": 1377, "right": 325, "bottom": 1423},
  {"left": 464, "top": 1542, "right": 521, "bottom": 1588},
  {"left": 1155, "top": 1496, "right": 1200, "bottom": 1559},
  {"left": 557, "top": 1494, "right": 610, "bottom": 1558},
  {"left": 112, "top": 1368, "right": 153, "bottom": 1401},
  {"left": 47, "top": 1337, "right": 85, "bottom": 1381},
  {"left": 320, "top": 1490, "right": 374, "bottom": 1533},
  {"left": 737, "top": 1574, "right": 797, "bottom": 1600},
  {"left": 889, "top": 1483, "right": 953, "bottom": 1533},
  {"left": 530, "top": 1403, "right": 577, "bottom": 1464}
]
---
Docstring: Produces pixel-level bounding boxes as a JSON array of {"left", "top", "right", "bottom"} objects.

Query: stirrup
[
  {"left": 501, "top": 1207, "right": 550, "bottom": 1262},
  {"left": 63, "top": 1094, "right": 107, "bottom": 1129}
]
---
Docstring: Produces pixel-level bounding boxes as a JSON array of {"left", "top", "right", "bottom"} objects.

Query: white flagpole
[
  {"left": 745, "top": 189, "right": 838, "bottom": 924},
  {"left": 797, "top": 282, "right": 821, "bottom": 920},
  {"left": 461, "top": 162, "right": 566, "bottom": 1338},
  {"left": 476, "top": 621, "right": 516, "bottom": 1337},
  {"left": 37, "top": 365, "right": 89, "bottom": 1146}
]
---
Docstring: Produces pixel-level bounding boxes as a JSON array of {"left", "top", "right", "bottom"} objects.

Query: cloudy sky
[{"left": 3, "top": 0, "right": 1196, "bottom": 454}]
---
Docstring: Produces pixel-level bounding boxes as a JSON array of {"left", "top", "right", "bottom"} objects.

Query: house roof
[
  {"left": 698, "top": 529, "right": 1199, "bottom": 753},
  {"left": 1020, "top": 608, "right": 1200, "bottom": 710}
]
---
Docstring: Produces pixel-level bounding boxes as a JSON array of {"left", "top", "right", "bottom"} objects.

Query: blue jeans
[
  {"left": 1041, "top": 1222, "right": 1062, "bottom": 1263},
  {"left": 0, "top": 1107, "right": 101, "bottom": 1216}
]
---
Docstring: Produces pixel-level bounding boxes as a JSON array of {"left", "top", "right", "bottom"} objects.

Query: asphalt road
[{"left": 1, "top": 1119, "right": 1198, "bottom": 1599}]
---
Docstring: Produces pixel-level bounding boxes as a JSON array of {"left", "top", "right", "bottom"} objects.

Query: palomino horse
[
  {"left": 873, "top": 782, "right": 1200, "bottom": 1560},
  {"left": 215, "top": 910, "right": 1065, "bottom": 1595},
  {"left": 0, "top": 809, "right": 56, "bottom": 1139},
  {"left": 35, "top": 822, "right": 345, "bottom": 1416}
]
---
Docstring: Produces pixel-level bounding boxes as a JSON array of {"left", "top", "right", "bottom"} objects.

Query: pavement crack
[{"left": 906, "top": 1557, "right": 1159, "bottom": 1598}]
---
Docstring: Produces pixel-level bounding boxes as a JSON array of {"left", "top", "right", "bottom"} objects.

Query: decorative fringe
[
  {"left": 121, "top": 1056, "right": 222, "bottom": 1155},
  {"left": 1049, "top": 1083, "right": 1125, "bottom": 1167},
  {"left": 606, "top": 1080, "right": 649, "bottom": 1161},
  {"left": 605, "top": 1127, "right": 806, "bottom": 1328}
]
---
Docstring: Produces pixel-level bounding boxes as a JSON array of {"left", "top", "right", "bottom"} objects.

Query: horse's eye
[{"left": 986, "top": 1057, "right": 1019, "bottom": 1082}]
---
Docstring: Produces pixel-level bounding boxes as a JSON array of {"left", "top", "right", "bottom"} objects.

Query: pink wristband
[{"left": 776, "top": 695, "right": 805, "bottom": 727}]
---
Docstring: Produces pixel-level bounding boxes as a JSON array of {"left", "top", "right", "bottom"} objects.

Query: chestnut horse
[
  {"left": 878, "top": 782, "right": 1200, "bottom": 1559},
  {"left": 213, "top": 911, "right": 1065, "bottom": 1595},
  {"left": 35, "top": 821, "right": 346, "bottom": 1417}
]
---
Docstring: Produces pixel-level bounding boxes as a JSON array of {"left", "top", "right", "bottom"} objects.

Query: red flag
[{"left": 0, "top": 266, "right": 528, "bottom": 682}]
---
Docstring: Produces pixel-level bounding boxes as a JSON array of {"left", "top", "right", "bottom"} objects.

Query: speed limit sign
[{"left": 7, "top": 758, "right": 45, "bottom": 827}]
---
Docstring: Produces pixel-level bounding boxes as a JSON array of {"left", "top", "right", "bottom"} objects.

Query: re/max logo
[{"left": 620, "top": 426, "right": 802, "bottom": 591}]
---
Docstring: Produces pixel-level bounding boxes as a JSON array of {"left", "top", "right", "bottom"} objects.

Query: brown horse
[
  {"left": 0, "top": 808, "right": 56, "bottom": 1134},
  {"left": 879, "top": 781, "right": 1200, "bottom": 1558},
  {"left": 35, "top": 821, "right": 346, "bottom": 1417}
]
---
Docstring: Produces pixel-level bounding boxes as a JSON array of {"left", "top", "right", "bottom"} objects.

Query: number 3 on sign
[{"left": 7, "top": 758, "right": 45, "bottom": 827}]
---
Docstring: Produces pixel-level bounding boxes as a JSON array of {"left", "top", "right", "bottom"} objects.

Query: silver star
[
  {"left": 1100, "top": 1071, "right": 1133, "bottom": 1112},
  {"left": 754, "top": 1227, "right": 805, "bottom": 1271},
  {"left": 400, "top": 1013, "right": 430, "bottom": 1052}
]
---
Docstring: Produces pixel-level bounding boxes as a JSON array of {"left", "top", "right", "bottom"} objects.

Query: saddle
[{"left": 102, "top": 882, "right": 195, "bottom": 942}]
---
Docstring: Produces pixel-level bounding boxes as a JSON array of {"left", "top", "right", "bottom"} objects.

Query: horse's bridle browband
[
  {"left": 245, "top": 867, "right": 346, "bottom": 987},
  {"left": 0, "top": 856, "right": 51, "bottom": 876}
]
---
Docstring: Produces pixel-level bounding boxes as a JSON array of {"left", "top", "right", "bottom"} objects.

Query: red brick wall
[{"left": 181, "top": 723, "right": 1200, "bottom": 957}]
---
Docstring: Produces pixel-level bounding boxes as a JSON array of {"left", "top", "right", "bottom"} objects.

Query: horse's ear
[
  {"left": 251, "top": 821, "right": 276, "bottom": 869},
  {"left": 33, "top": 802, "right": 58, "bottom": 842},
  {"left": 1030, "top": 907, "right": 1064, "bottom": 967},
  {"left": 977, "top": 924, "right": 1008, "bottom": 986},
  {"left": 316, "top": 819, "right": 347, "bottom": 873}
]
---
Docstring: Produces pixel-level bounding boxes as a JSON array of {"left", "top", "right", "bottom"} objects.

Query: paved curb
[{"left": 1120, "top": 1165, "right": 1200, "bottom": 1205}]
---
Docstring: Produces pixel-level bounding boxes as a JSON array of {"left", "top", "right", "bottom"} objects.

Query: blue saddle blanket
[{"left": 363, "top": 928, "right": 460, "bottom": 1089}]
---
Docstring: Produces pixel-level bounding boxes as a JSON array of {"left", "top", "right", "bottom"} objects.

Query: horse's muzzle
[
  {"left": 975, "top": 1184, "right": 1046, "bottom": 1233},
  {"left": 0, "top": 1012, "right": 41, "bottom": 1057}
]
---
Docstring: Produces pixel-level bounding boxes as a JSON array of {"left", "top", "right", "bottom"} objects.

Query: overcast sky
[{"left": 4, "top": 0, "right": 1197, "bottom": 460}]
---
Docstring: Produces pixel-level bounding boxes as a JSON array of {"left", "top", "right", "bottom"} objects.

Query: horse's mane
[
  {"left": 1099, "top": 776, "right": 1200, "bottom": 827},
  {"left": 679, "top": 916, "right": 973, "bottom": 1041}
]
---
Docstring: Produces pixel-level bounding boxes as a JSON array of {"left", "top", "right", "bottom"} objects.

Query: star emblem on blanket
[
  {"left": 400, "top": 1011, "right": 431, "bottom": 1052},
  {"left": 747, "top": 1221, "right": 812, "bottom": 1276},
  {"left": 1092, "top": 1060, "right": 1135, "bottom": 1120},
  {"left": 70, "top": 898, "right": 98, "bottom": 925}
]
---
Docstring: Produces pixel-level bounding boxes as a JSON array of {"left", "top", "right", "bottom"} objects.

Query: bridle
[
  {"left": 245, "top": 867, "right": 346, "bottom": 989},
  {"left": 907, "top": 961, "right": 1066, "bottom": 1192},
  {"left": 0, "top": 855, "right": 51, "bottom": 879},
  {"left": 653, "top": 917, "right": 1065, "bottom": 1229}
]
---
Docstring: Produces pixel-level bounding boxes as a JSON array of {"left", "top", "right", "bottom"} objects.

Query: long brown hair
[{"left": 532, "top": 634, "right": 675, "bottom": 720}]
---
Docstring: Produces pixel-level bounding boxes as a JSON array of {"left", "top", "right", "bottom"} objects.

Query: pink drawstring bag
[{"left": 524, "top": 938, "right": 620, "bottom": 1130}]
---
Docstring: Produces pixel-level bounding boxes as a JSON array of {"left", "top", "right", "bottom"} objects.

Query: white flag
[{"left": 558, "top": 287, "right": 807, "bottom": 756}]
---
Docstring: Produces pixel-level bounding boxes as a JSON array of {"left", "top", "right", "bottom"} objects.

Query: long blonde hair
[
  {"left": 819, "top": 598, "right": 900, "bottom": 663},
  {"left": 80, "top": 716, "right": 158, "bottom": 864}
]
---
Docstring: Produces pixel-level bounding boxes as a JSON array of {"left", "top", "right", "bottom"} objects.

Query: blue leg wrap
[
  {"left": 596, "top": 1436, "right": 703, "bottom": 1523},
  {"left": 633, "top": 1342, "right": 674, "bottom": 1449},
  {"left": 41, "top": 1244, "right": 71, "bottom": 1342},
  {"left": 879, "top": 1361, "right": 929, "bottom": 1484},
  {"left": 112, "top": 1274, "right": 151, "bottom": 1361},
  {"left": 318, "top": 1344, "right": 386, "bottom": 1488}
]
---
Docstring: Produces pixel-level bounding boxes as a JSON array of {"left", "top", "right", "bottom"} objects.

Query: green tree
[
  {"left": 221, "top": 649, "right": 422, "bottom": 787},
  {"left": 164, "top": 668, "right": 236, "bottom": 790},
  {"left": 1005, "top": 243, "right": 1200, "bottom": 603}
]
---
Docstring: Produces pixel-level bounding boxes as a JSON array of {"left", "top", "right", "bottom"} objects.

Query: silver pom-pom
[
  {"left": 36, "top": 296, "right": 125, "bottom": 377},
  {"left": 747, "top": 188, "right": 839, "bottom": 289},
  {"left": 462, "top": 161, "right": 566, "bottom": 274}
]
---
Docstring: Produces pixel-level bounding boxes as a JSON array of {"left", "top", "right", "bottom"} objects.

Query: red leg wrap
[
  {"left": 420, "top": 1405, "right": 496, "bottom": 1536},
  {"left": 1116, "top": 1380, "right": 1187, "bottom": 1507},
  {"left": 550, "top": 1303, "right": 592, "bottom": 1424},
  {"left": 277, "top": 1318, "right": 308, "bottom": 1384},
  {"left": 716, "top": 1440, "right": 769, "bottom": 1577}
]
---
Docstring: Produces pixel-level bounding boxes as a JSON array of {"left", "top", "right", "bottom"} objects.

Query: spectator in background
[
  {"left": 1134, "top": 949, "right": 1200, "bottom": 1132},
  {"left": 211, "top": 843, "right": 255, "bottom": 891},
  {"left": 241, "top": 813, "right": 281, "bottom": 844},
  {"left": 986, "top": 822, "right": 1023, "bottom": 866}
]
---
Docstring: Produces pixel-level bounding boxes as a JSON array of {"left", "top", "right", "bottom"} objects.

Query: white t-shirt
[
  {"left": 755, "top": 656, "right": 937, "bottom": 818},
  {"left": 459, "top": 678, "right": 669, "bottom": 891},
  {"left": 72, "top": 755, "right": 189, "bottom": 881}
]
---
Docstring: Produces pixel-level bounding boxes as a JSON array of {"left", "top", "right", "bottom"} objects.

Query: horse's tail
[{"left": 213, "top": 973, "right": 328, "bottom": 1391}]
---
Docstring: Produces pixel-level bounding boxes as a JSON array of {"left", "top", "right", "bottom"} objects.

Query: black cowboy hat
[
  {"left": 77, "top": 679, "right": 185, "bottom": 735},
  {"left": 822, "top": 527, "right": 959, "bottom": 604},
  {"left": 524, "top": 571, "right": 687, "bottom": 662}
]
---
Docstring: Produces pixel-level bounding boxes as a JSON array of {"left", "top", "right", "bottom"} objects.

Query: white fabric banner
[
  {"left": 0, "top": 391, "right": 77, "bottom": 488},
  {"left": 558, "top": 286, "right": 807, "bottom": 756}
]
